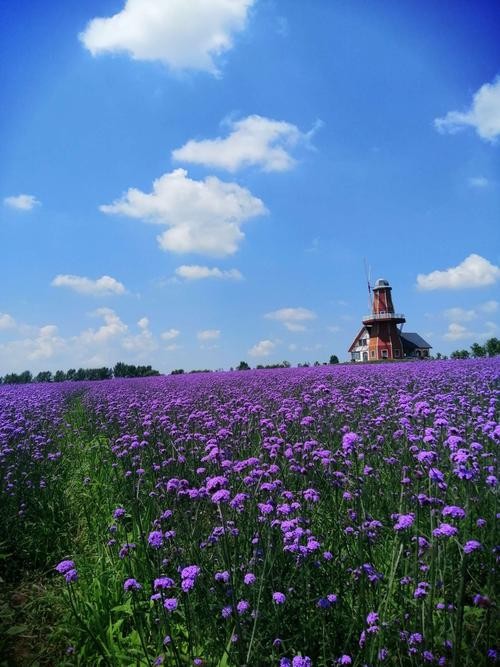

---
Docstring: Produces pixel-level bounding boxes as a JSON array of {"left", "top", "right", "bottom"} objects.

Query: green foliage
[
  {"left": 236, "top": 361, "right": 250, "bottom": 371},
  {"left": 329, "top": 354, "right": 340, "bottom": 364}
]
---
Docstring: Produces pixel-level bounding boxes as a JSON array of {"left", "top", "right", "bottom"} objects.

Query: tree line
[
  {"left": 0, "top": 362, "right": 160, "bottom": 385},
  {"left": 442, "top": 337, "right": 500, "bottom": 360}
]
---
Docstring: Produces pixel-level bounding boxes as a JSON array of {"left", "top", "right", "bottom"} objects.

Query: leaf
[{"left": 5, "top": 624, "right": 28, "bottom": 636}]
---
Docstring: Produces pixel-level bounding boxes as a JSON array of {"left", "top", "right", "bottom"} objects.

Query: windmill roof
[{"left": 401, "top": 332, "right": 432, "bottom": 349}]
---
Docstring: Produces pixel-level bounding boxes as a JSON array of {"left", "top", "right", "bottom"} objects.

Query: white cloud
[
  {"left": 100, "top": 168, "right": 266, "bottom": 257},
  {"left": 0, "top": 313, "right": 16, "bottom": 330},
  {"left": 265, "top": 307, "right": 316, "bottom": 331},
  {"left": 175, "top": 265, "right": 243, "bottom": 281},
  {"left": 137, "top": 317, "right": 149, "bottom": 329},
  {"left": 122, "top": 317, "right": 157, "bottom": 355},
  {"left": 51, "top": 274, "right": 126, "bottom": 296},
  {"left": 468, "top": 176, "right": 489, "bottom": 188},
  {"left": 161, "top": 328, "right": 180, "bottom": 341},
  {"left": 78, "top": 308, "right": 128, "bottom": 345},
  {"left": 434, "top": 76, "right": 500, "bottom": 142},
  {"left": 4, "top": 194, "right": 40, "bottom": 210},
  {"left": 79, "top": 0, "right": 254, "bottom": 75},
  {"left": 249, "top": 339, "right": 276, "bottom": 357},
  {"left": 417, "top": 254, "right": 500, "bottom": 290},
  {"left": 443, "top": 300, "right": 498, "bottom": 322},
  {"left": 165, "top": 343, "right": 181, "bottom": 352},
  {"left": 443, "top": 307, "right": 476, "bottom": 322},
  {"left": 173, "top": 115, "right": 314, "bottom": 172},
  {"left": 444, "top": 321, "right": 498, "bottom": 342},
  {"left": 327, "top": 325, "right": 341, "bottom": 333},
  {"left": 479, "top": 300, "right": 498, "bottom": 314},
  {"left": 197, "top": 329, "right": 220, "bottom": 341}
]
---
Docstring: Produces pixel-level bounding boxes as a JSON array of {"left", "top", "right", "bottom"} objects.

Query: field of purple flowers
[{"left": 1, "top": 359, "right": 499, "bottom": 666}]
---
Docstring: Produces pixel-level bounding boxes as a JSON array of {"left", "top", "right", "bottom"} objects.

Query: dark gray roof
[{"left": 401, "top": 332, "right": 432, "bottom": 349}]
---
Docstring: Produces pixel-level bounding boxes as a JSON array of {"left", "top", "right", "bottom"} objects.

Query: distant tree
[
  {"left": 485, "top": 337, "right": 500, "bottom": 357},
  {"left": 171, "top": 369, "right": 185, "bottom": 375},
  {"left": 35, "top": 371, "right": 52, "bottom": 383},
  {"left": 282, "top": 360, "right": 291, "bottom": 368},
  {"left": 237, "top": 361, "right": 251, "bottom": 371},
  {"left": 435, "top": 352, "right": 442, "bottom": 360},
  {"left": 54, "top": 370, "right": 66, "bottom": 382},
  {"left": 313, "top": 360, "right": 321, "bottom": 367},
  {"left": 329, "top": 354, "right": 339, "bottom": 364},
  {"left": 470, "top": 343, "right": 486, "bottom": 358},
  {"left": 3, "top": 371, "right": 32, "bottom": 384},
  {"left": 450, "top": 349, "right": 470, "bottom": 359},
  {"left": 66, "top": 368, "right": 76, "bottom": 381}
]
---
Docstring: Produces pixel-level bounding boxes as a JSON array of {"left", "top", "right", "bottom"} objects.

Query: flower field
[{"left": 1, "top": 359, "right": 499, "bottom": 666}]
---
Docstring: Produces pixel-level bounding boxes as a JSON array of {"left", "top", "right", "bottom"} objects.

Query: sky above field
[{"left": 1, "top": 0, "right": 499, "bottom": 373}]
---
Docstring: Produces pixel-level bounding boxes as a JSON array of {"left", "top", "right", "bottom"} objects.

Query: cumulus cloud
[
  {"left": 4, "top": 194, "right": 40, "bottom": 210},
  {"left": 197, "top": 329, "right": 220, "bottom": 341},
  {"left": 122, "top": 317, "right": 157, "bottom": 355},
  {"left": 173, "top": 115, "right": 317, "bottom": 172},
  {"left": 265, "top": 307, "right": 316, "bottom": 331},
  {"left": 444, "top": 301, "right": 498, "bottom": 322},
  {"left": 51, "top": 274, "right": 126, "bottom": 296},
  {"left": 444, "top": 321, "right": 498, "bottom": 342},
  {"left": 100, "top": 169, "right": 266, "bottom": 257},
  {"left": 443, "top": 307, "right": 477, "bottom": 322},
  {"left": 161, "top": 328, "right": 180, "bottom": 341},
  {"left": 468, "top": 176, "right": 489, "bottom": 188},
  {"left": 416, "top": 254, "right": 500, "bottom": 290},
  {"left": 0, "top": 313, "right": 16, "bottom": 330},
  {"left": 79, "top": 0, "right": 254, "bottom": 75},
  {"left": 249, "top": 339, "right": 276, "bottom": 357},
  {"left": 434, "top": 76, "right": 500, "bottom": 142},
  {"left": 78, "top": 308, "right": 128, "bottom": 345},
  {"left": 175, "top": 265, "right": 243, "bottom": 281}
]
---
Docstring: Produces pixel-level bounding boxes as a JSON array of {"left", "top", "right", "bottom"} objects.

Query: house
[{"left": 348, "top": 278, "right": 431, "bottom": 362}]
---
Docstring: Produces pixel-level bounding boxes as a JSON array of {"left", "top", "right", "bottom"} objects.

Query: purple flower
[
  {"left": 163, "top": 597, "right": 178, "bottom": 612},
  {"left": 442, "top": 505, "right": 466, "bottom": 519},
  {"left": 433, "top": 523, "right": 458, "bottom": 538},
  {"left": 154, "top": 577, "right": 175, "bottom": 590},
  {"left": 339, "top": 656, "right": 352, "bottom": 665},
  {"left": 244, "top": 572, "right": 256, "bottom": 585},
  {"left": 55, "top": 560, "right": 75, "bottom": 574},
  {"left": 64, "top": 568, "right": 78, "bottom": 583},
  {"left": 236, "top": 600, "right": 249, "bottom": 615},
  {"left": 215, "top": 570, "right": 230, "bottom": 583},
  {"left": 124, "top": 578, "right": 142, "bottom": 592},
  {"left": 211, "top": 489, "right": 231, "bottom": 504},
  {"left": 148, "top": 530, "right": 164, "bottom": 549},
  {"left": 366, "top": 611, "right": 379, "bottom": 625},
  {"left": 394, "top": 513, "right": 415, "bottom": 531},
  {"left": 221, "top": 606, "right": 232, "bottom": 618},
  {"left": 272, "top": 591, "right": 286, "bottom": 604},
  {"left": 464, "top": 540, "right": 482, "bottom": 554},
  {"left": 113, "top": 507, "right": 126, "bottom": 520},
  {"left": 292, "top": 657, "right": 312, "bottom": 667}
]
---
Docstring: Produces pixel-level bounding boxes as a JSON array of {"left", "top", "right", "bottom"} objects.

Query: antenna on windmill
[{"left": 363, "top": 258, "right": 373, "bottom": 310}]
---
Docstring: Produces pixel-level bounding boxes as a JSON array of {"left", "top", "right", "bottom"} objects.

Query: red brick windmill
[{"left": 362, "top": 279, "right": 405, "bottom": 360}]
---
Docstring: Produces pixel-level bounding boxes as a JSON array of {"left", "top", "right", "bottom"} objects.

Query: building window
[
  {"left": 371, "top": 351, "right": 375, "bottom": 358},
  {"left": 363, "top": 352, "right": 368, "bottom": 361},
  {"left": 352, "top": 351, "right": 360, "bottom": 361},
  {"left": 381, "top": 349, "right": 388, "bottom": 359},
  {"left": 394, "top": 349, "right": 400, "bottom": 358}
]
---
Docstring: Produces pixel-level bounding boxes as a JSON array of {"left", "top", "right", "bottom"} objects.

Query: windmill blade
[{"left": 363, "top": 258, "right": 372, "bottom": 310}]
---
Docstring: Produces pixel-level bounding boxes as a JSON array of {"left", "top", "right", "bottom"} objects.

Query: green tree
[
  {"left": 470, "top": 343, "right": 486, "bottom": 358},
  {"left": 329, "top": 354, "right": 339, "bottom": 364},
  {"left": 237, "top": 361, "right": 250, "bottom": 371},
  {"left": 450, "top": 349, "right": 470, "bottom": 359},
  {"left": 35, "top": 371, "right": 53, "bottom": 383},
  {"left": 485, "top": 337, "right": 500, "bottom": 357},
  {"left": 54, "top": 370, "right": 66, "bottom": 382}
]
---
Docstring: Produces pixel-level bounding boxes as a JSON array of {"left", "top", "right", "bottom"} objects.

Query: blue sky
[{"left": 1, "top": 0, "right": 499, "bottom": 373}]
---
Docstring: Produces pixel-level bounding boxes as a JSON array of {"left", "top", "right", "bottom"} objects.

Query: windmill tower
[{"left": 362, "top": 279, "right": 405, "bottom": 360}]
